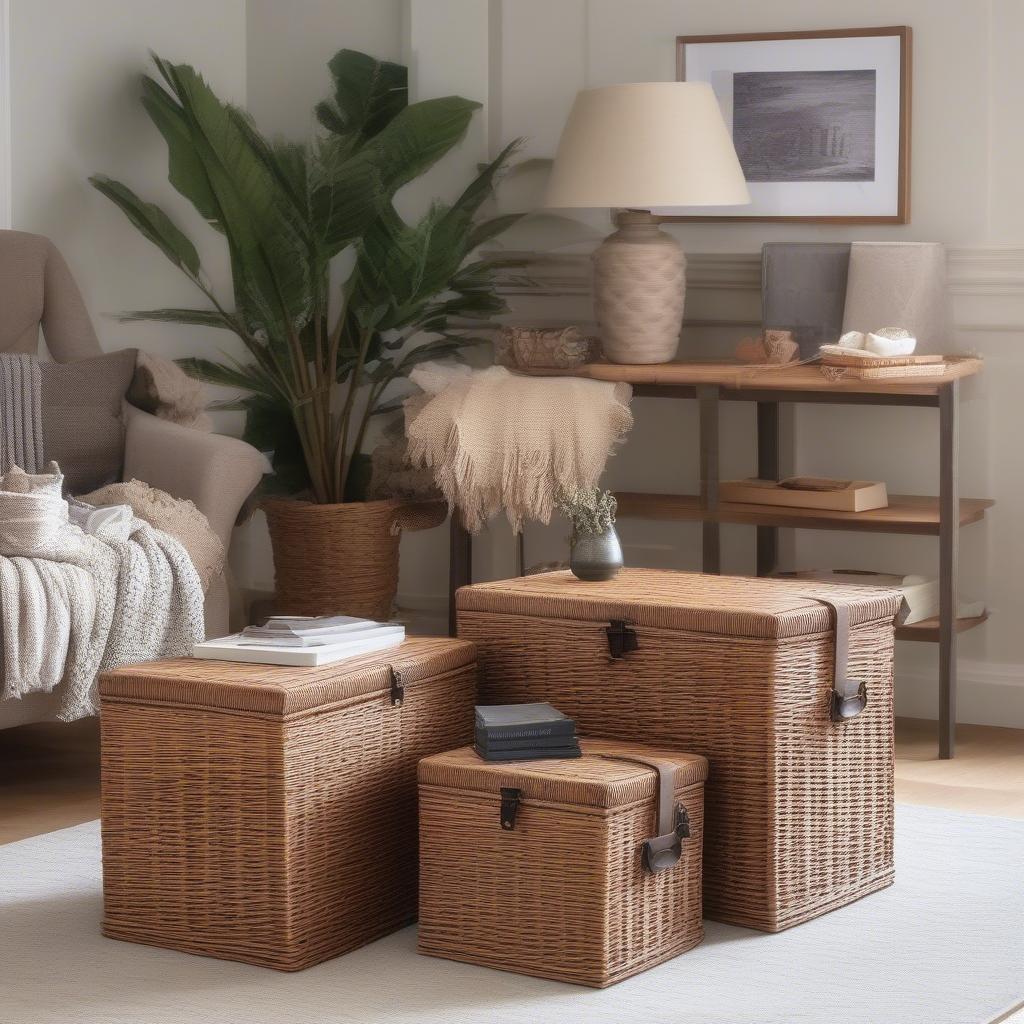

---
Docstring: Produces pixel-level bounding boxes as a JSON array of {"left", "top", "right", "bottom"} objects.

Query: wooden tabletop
[{"left": 521, "top": 357, "right": 982, "bottom": 397}]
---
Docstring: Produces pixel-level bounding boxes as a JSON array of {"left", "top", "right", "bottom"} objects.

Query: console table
[{"left": 447, "top": 357, "right": 990, "bottom": 759}]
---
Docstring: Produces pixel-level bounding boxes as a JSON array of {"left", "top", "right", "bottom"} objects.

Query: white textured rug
[{"left": 1, "top": 805, "right": 1022, "bottom": 1024}]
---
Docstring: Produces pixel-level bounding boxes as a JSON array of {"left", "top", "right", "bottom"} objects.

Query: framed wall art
[{"left": 669, "top": 27, "right": 911, "bottom": 223}]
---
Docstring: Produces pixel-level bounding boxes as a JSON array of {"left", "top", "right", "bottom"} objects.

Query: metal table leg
[
  {"left": 939, "top": 381, "right": 960, "bottom": 758},
  {"left": 756, "top": 401, "right": 780, "bottom": 577},
  {"left": 698, "top": 385, "right": 721, "bottom": 574},
  {"left": 448, "top": 511, "right": 472, "bottom": 637}
]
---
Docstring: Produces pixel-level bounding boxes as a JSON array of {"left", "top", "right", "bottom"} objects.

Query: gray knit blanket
[{"left": 0, "top": 354, "right": 43, "bottom": 473}]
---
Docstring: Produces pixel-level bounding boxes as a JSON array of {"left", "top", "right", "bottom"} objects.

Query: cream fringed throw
[{"left": 405, "top": 363, "right": 632, "bottom": 532}]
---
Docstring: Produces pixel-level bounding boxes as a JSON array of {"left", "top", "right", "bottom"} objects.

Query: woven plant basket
[{"left": 262, "top": 498, "right": 444, "bottom": 620}]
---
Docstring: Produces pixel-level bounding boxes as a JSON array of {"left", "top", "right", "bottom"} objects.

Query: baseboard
[{"left": 896, "top": 661, "right": 1024, "bottom": 729}]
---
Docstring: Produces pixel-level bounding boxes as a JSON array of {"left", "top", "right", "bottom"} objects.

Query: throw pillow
[
  {"left": 41, "top": 349, "right": 137, "bottom": 494},
  {"left": 127, "top": 350, "right": 212, "bottom": 430},
  {"left": 79, "top": 478, "right": 225, "bottom": 594}
]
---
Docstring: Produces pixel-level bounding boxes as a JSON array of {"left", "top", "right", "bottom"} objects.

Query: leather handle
[
  {"left": 807, "top": 597, "right": 868, "bottom": 722},
  {"left": 597, "top": 753, "right": 686, "bottom": 874}
]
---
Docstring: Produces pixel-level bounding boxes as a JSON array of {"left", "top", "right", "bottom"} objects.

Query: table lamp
[{"left": 545, "top": 82, "right": 750, "bottom": 364}]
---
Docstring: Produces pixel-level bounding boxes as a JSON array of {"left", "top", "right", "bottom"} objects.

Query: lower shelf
[
  {"left": 896, "top": 612, "right": 989, "bottom": 643},
  {"left": 615, "top": 492, "right": 994, "bottom": 535}
]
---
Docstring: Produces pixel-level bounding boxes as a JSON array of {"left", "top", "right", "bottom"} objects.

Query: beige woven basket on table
[
  {"left": 419, "top": 738, "right": 708, "bottom": 988},
  {"left": 456, "top": 568, "right": 903, "bottom": 933},
  {"left": 99, "top": 637, "right": 476, "bottom": 971}
]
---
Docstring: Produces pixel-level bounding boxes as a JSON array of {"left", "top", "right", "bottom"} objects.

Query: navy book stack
[{"left": 474, "top": 703, "right": 581, "bottom": 761}]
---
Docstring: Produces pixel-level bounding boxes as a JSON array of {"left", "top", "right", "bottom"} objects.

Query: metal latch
[
  {"left": 500, "top": 787, "right": 522, "bottom": 830},
  {"left": 675, "top": 804, "right": 690, "bottom": 839},
  {"left": 606, "top": 619, "right": 638, "bottom": 659},
  {"left": 388, "top": 666, "right": 405, "bottom": 707}
]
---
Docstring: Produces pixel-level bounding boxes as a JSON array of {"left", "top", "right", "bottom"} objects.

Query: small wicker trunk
[
  {"left": 99, "top": 637, "right": 476, "bottom": 971},
  {"left": 418, "top": 739, "right": 708, "bottom": 988},
  {"left": 457, "top": 569, "right": 902, "bottom": 933}
]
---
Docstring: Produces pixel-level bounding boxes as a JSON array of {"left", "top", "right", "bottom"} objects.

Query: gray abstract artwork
[{"left": 732, "top": 70, "right": 876, "bottom": 182}]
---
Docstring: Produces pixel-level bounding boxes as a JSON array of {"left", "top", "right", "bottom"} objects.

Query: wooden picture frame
[{"left": 670, "top": 26, "right": 912, "bottom": 224}]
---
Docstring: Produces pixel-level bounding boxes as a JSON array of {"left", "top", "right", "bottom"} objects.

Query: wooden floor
[{"left": 2, "top": 716, "right": 1023, "bottom": 845}]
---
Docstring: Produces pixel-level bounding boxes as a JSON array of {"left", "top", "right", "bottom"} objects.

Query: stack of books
[
  {"left": 193, "top": 615, "right": 405, "bottom": 667},
  {"left": 474, "top": 703, "right": 581, "bottom": 762}
]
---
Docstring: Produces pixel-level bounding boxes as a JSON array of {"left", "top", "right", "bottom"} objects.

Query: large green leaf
[
  {"left": 142, "top": 67, "right": 222, "bottom": 231},
  {"left": 118, "top": 308, "right": 234, "bottom": 330},
  {"left": 468, "top": 213, "right": 524, "bottom": 251},
  {"left": 356, "top": 96, "right": 481, "bottom": 196},
  {"left": 89, "top": 176, "right": 200, "bottom": 276},
  {"left": 308, "top": 134, "right": 385, "bottom": 257},
  {"left": 449, "top": 139, "right": 521, "bottom": 223},
  {"left": 323, "top": 49, "right": 407, "bottom": 140},
  {"left": 177, "top": 356, "right": 272, "bottom": 392},
  {"left": 151, "top": 57, "right": 313, "bottom": 333}
]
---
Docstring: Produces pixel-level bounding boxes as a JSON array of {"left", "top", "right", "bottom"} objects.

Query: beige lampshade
[{"left": 544, "top": 82, "right": 750, "bottom": 209}]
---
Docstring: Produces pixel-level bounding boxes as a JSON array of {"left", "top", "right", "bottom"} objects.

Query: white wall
[
  {"left": 9, "top": 0, "right": 247, "bottom": 363},
  {"left": 246, "top": 0, "right": 404, "bottom": 140}
]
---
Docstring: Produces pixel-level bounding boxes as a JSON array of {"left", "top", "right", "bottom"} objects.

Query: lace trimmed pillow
[{"left": 79, "top": 479, "right": 225, "bottom": 593}]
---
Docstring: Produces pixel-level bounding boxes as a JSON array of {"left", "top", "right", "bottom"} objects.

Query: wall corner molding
[
  {"left": 493, "top": 246, "right": 1024, "bottom": 331},
  {"left": 0, "top": 0, "right": 10, "bottom": 229}
]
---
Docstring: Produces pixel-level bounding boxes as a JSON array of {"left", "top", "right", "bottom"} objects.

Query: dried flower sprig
[{"left": 555, "top": 488, "right": 617, "bottom": 536}]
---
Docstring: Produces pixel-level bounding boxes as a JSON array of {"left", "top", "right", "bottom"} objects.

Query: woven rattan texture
[
  {"left": 457, "top": 573, "right": 897, "bottom": 933},
  {"left": 418, "top": 742, "right": 705, "bottom": 987},
  {"left": 418, "top": 739, "right": 708, "bottom": 809},
  {"left": 262, "top": 498, "right": 401, "bottom": 619},
  {"left": 99, "top": 638, "right": 476, "bottom": 717},
  {"left": 100, "top": 648, "right": 477, "bottom": 971},
  {"left": 458, "top": 568, "right": 902, "bottom": 638}
]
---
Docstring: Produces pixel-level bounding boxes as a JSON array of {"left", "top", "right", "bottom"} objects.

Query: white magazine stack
[{"left": 193, "top": 615, "right": 405, "bottom": 667}]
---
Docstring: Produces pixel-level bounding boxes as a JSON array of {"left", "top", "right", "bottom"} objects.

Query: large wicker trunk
[
  {"left": 457, "top": 569, "right": 902, "bottom": 933},
  {"left": 99, "top": 637, "right": 476, "bottom": 970},
  {"left": 418, "top": 738, "right": 708, "bottom": 987}
]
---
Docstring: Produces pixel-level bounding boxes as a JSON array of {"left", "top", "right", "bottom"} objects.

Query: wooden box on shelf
[{"left": 720, "top": 478, "right": 888, "bottom": 512}]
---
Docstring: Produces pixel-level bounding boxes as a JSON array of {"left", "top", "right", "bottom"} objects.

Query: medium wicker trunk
[
  {"left": 457, "top": 569, "right": 903, "bottom": 933},
  {"left": 99, "top": 637, "right": 476, "bottom": 971},
  {"left": 418, "top": 739, "right": 708, "bottom": 987}
]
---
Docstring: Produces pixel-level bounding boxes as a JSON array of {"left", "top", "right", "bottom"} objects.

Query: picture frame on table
[{"left": 668, "top": 26, "right": 911, "bottom": 224}]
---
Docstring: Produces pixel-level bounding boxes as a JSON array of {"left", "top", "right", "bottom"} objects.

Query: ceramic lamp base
[{"left": 592, "top": 211, "right": 685, "bottom": 364}]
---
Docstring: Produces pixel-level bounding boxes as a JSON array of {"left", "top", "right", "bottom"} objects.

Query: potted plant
[
  {"left": 92, "top": 49, "right": 521, "bottom": 618},
  {"left": 555, "top": 488, "right": 623, "bottom": 582}
]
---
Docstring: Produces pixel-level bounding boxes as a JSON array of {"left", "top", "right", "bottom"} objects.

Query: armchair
[{"left": 0, "top": 229, "right": 266, "bottom": 729}]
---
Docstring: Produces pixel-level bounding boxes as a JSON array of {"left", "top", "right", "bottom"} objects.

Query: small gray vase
[{"left": 569, "top": 526, "right": 623, "bottom": 582}]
